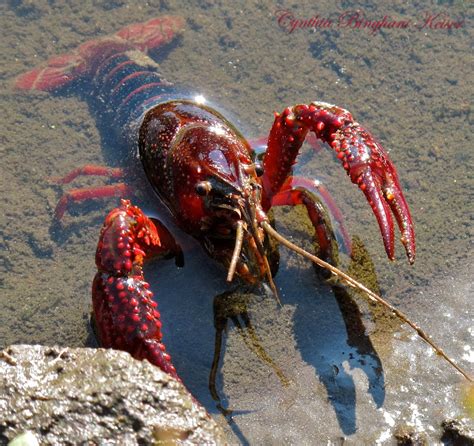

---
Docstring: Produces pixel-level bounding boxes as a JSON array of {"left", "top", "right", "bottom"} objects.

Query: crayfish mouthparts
[{"left": 225, "top": 214, "right": 281, "bottom": 305}]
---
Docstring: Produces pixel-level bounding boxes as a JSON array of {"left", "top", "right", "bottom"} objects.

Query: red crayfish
[{"left": 15, "top": 16, "right": 472, "bottom": 387}]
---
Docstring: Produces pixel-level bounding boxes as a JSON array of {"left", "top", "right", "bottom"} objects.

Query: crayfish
[{"left": 15, "top": 15, "right": 472, "bottom": 391}]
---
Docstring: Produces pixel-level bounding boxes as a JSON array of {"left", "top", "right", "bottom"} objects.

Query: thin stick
[{"left": 262, "top": 221, "right": 473, "bottom": 382}]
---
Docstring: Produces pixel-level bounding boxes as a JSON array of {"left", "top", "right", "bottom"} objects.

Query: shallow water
[{"left": 1, "top": 0, "right": 472, "bottom": 444}]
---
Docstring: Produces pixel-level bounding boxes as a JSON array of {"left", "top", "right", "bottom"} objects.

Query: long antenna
[
  {"left": 261, "top": 221, "right": 473, "bottom": 382},
  {"left": 227, "top": 220, "right": 244, "bottom": 282}
]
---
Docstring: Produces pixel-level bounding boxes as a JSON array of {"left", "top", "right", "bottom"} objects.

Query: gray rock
[
  {"left": 441, "top": 418, "right": 474, "bottom": 446},
  {"left": 0, "top": 345, "right": 226, "bottom": 445}
]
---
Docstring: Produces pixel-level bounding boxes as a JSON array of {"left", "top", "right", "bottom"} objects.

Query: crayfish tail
[
  {"left": 114, "top": 16, "right": 185, "bottom": 52},
  {"left": 14, "top": 51, "right": 87, "bottom": 91},
  {"left": 14, "top": 16, "right": 185, "bottom": 92}
]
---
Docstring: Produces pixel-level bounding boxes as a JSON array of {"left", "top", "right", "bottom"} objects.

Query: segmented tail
[{"left": 15, "top": 16, "right": 185, "bottom": 92}]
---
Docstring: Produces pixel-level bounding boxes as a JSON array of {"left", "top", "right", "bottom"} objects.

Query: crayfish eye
[
  {"left": 255, "top": 163, "right": 264, "bottom": 177},
  {"left": 195, "top": 181, "right": 212, "bottom": 196}
]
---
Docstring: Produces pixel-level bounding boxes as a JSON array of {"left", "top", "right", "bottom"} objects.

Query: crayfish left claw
[
  {"left": 382, "top": 172, "right": 416, "bottom": 264},
  {"left": 357, "top": 167, "right": 395, "bottom": 260},
  {"left": 336, "top": 122, "right": 416, "bottom": 264},
  {"left": 263, "top": 102, "right": 415, "bottom": 263}
]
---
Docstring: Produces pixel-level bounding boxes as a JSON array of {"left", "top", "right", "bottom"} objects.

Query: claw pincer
[{"left": 92, "top": 199, "right": 180, "bottom": 379}]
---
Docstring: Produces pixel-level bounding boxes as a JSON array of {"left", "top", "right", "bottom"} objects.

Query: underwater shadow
[{"left": 281, "top": 238, "right": 386, "bottom": 435}]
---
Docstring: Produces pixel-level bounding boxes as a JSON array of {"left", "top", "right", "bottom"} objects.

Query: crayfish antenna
[
  {"left": 226, "top": 219, "right": 281, "bottom": 306},
  {"left": 263, "top": 256, "right": 282, "bottom": 307},
  {"left": 227, "top": 220, "right": 244, "bottom": 283},
  {"left": 261, "top": 221, "right": 473, "bottom": 383}
]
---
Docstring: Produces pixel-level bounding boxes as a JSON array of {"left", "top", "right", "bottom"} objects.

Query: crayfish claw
[
  {"left": 357, "top": 168, "right": 396, "bottom": 260},
  {"left": 92, "top": 200, "right": 182, "bottom": 381},
  {"left": 332, "top": 119, "right": 415, "bottom": 263},
  {"left": 264, "top": 102, "right": 416, "bottom": 263},
  {"left": 383, "top": 178, "right": 416, "bottom": 264}
]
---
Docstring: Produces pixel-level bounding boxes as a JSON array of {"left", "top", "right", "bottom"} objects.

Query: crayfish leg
[
  {"left": 49, "top": 164, "right": 133, "bottom": 221},
  {"left": 271, "top": 176, "right": 352, "bottom": 261},
  {"left": 53, "top": 183, "right": 133, "bottom": 220},
  {"left": 270, "top": 181, "right": 350, "bottom": 272},
  {"left": 49, "top": 165, "right": 125, "bottom": 185},
  {"left": 49, "top": 164, "right": 130, "bottom": 220}
]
